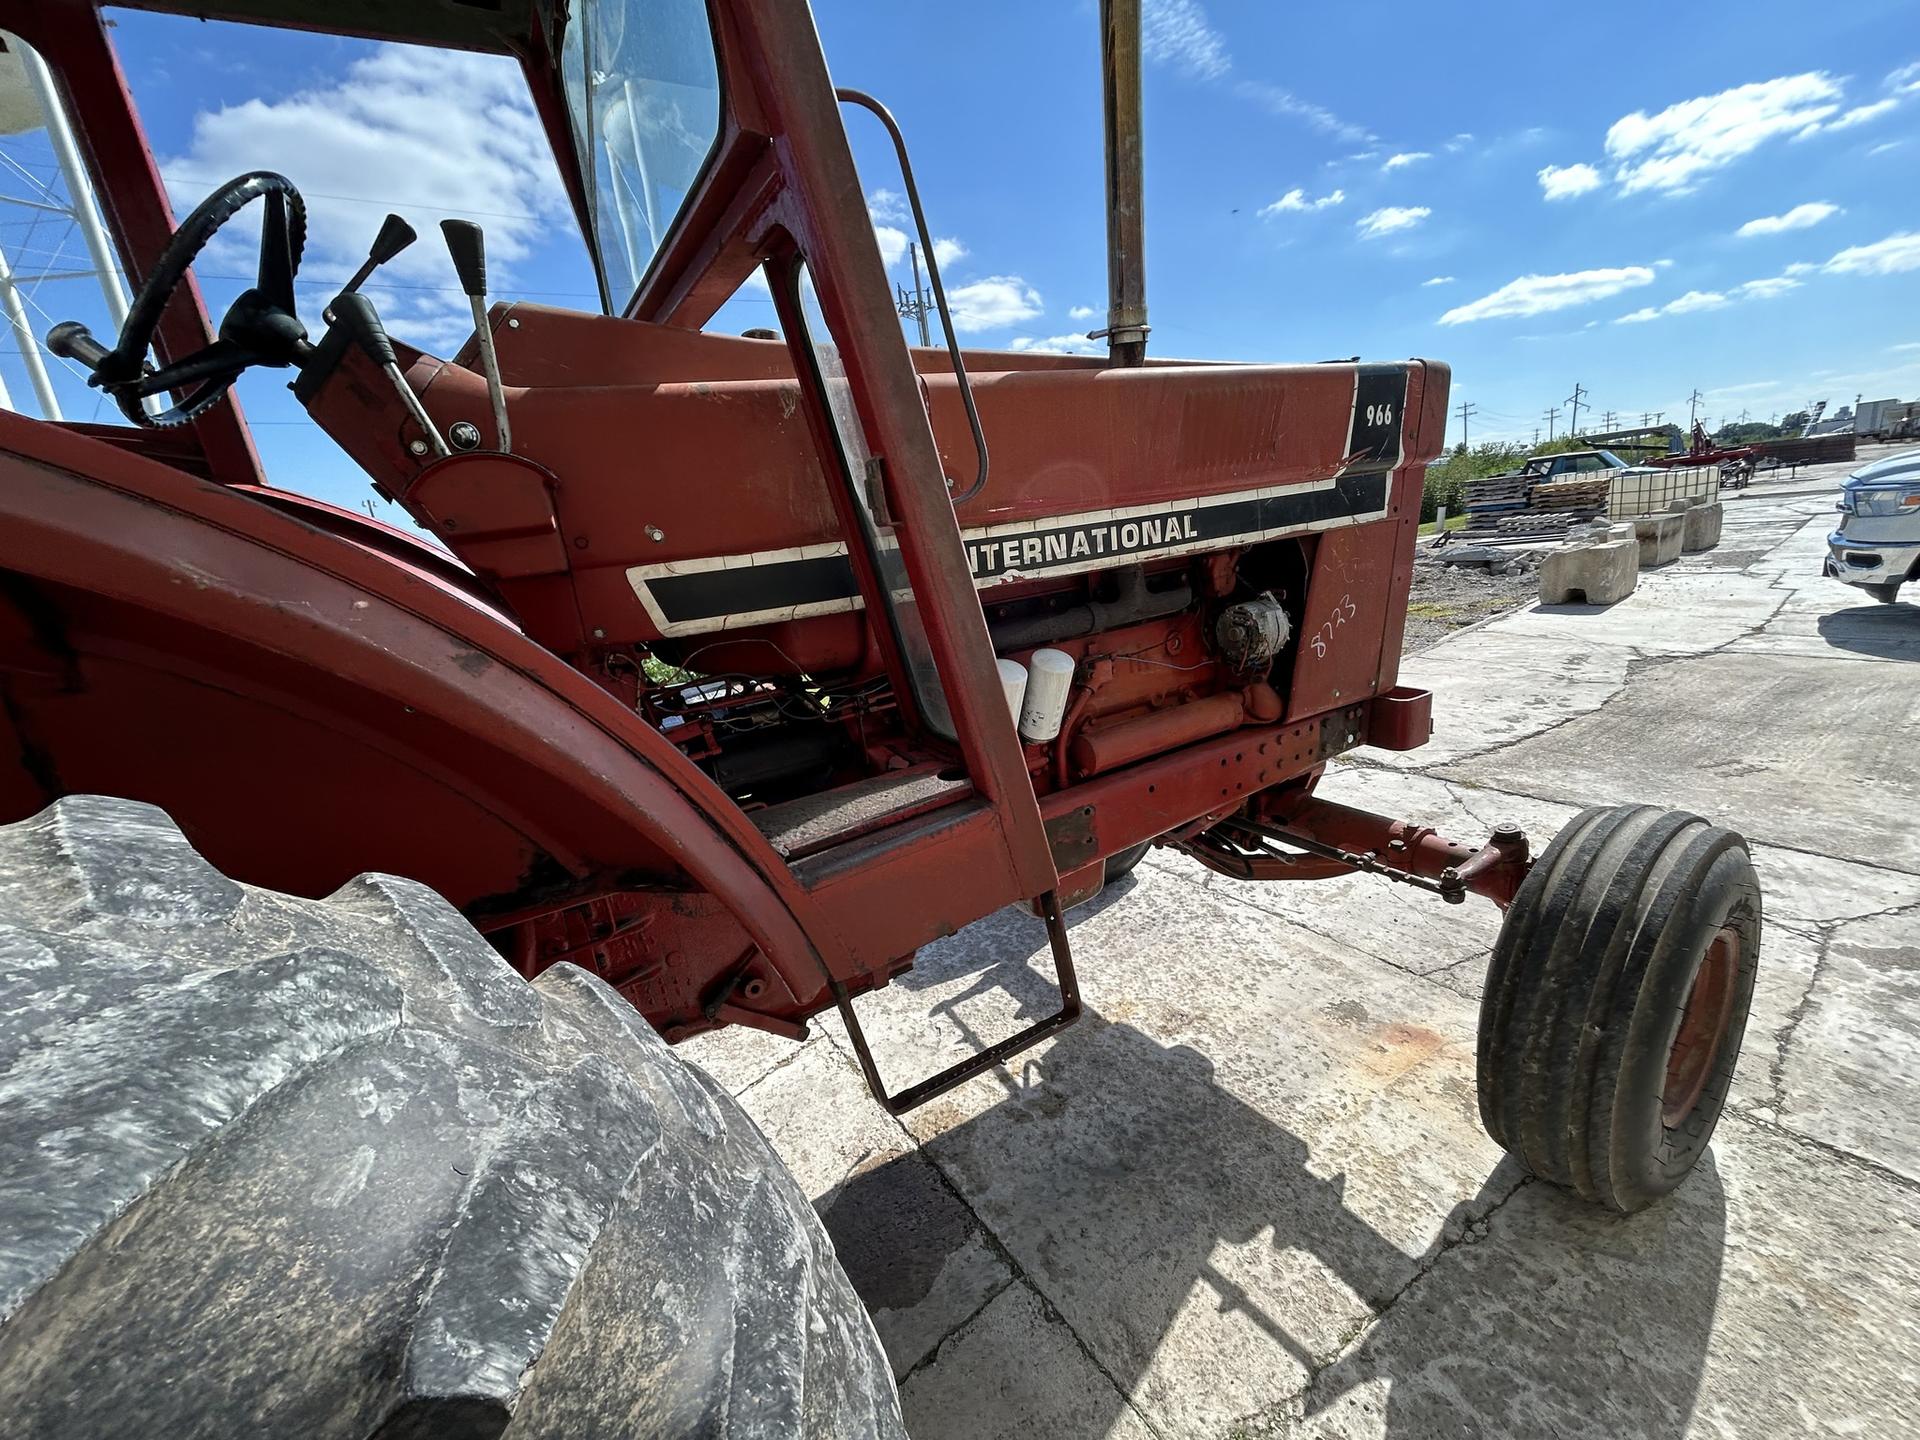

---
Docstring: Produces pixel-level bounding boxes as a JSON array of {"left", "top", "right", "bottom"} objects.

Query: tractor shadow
[
  {"left": 823, "top": 882, "right": 1728, "bottom": 1439},
  {"left": 1817, "top": 602, "right": 1920, "bottom": 661}
]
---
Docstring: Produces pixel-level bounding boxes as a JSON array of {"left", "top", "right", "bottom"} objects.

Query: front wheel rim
[{"left": 1662, "top": 927, "right": 1738, "bottom": 1127}]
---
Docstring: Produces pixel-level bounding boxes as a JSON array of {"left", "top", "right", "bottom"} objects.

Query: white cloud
[
  {"left": 932, "top": 236, "right": 968, "bottom": 268},
  {"left": 1235, "top": 82, "right": 1372, "bottom": 143},
  {"left": 867, "top": 187, "right": 908, "bottom": 223},
  {"left": 1889, "top": 341, "right": 1920, "bottom": 353},
  {"left": 1868, "top": 139, "right": 1905, "bottom": 157},
  {"left": 1445, "top": 133, "right": 1474, "bottom": 152},
  {"left": 1260, "top": 186, "right": 1344, "bottom": 215},
  {"left": 1068, "top": 304, "right": 1098, "bottom": 320},
  {"left": 1383, "top": 151, "right": 1431, "bottom": 170},
  {"left": 1665, "top": 289, "right": 1730, "bottom": 314},
  {"left": 160, "top": 45, "right": 573, "bottom": 350},
  {"left": 1422, "top": 275, "right": 1455, "bottom": 287},
  {"left": 1138, "top": 1, "right": 1372, "bottom": 142},
  {"left": 1825, "top": 99, "right": 1898, "bottom": 131},
  {"left": 1890, "top": 61, "right": 1920, "bottom": 96},
  {"left": 872, "top": 224, "right": 909, "bottom": 269},
  {"left": 1356, "top": 205, "right": 1429, "bottom": 238},
  {"left": 1823, "top": 230, "right": 1920, "bottom": 277},
  {"left": 1536, "top": 162, "right": 1602, "bottom": 200},
  {"left": 1009, "top": 333, "right": 1104, "bottom": 356},
  {"left": 1737, "top": 201, "right": 1840, "bottom": 236},
  {"left": 1438, "top": 265, "right": 1655, "bottom": 324},
  {"left": 946, "top": 276, "right": 1043, "bottom": 332},
  {"left": 1605, "top": 73, "right": 1845, "bottom": 194},
  {"left": 1141, "top": 0, "right": 1230, "bottom": 80},
  {"left": 1616, "top": 275, "right": 1804, "bottom": 323}
]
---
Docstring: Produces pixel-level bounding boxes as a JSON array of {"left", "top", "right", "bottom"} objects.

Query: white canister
[
  {"left": 995, "top": 658, "right": 1029, "bottom": 725},
  {"left": 1018, "top": 648, "right": 1076, "bottom": 743}
]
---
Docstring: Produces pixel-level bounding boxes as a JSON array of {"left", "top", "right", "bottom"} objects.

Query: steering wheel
[{"left": 48, "top": 171, "right": 309, "bottom": 429}]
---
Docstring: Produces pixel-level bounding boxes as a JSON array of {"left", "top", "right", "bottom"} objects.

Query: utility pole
[
  {"left": 1532, "top": 427, "right": 1541, "bottom": 447},
  {"left": 1601, "top": 409, "right": 1617, "bottom": 430},
  {"left": 1565, "top": 382, "right": 1587, "bottom": 439},
  {"left": 894, "top": 242, "right": 934, "bottom": 346},
  {"left": 1454, "top": 400, "right": 1477, "bottom": 450},
  {"left": 1544, "top": 406, "right": 1559, "bottom": 442},
  {"left": 1687, "top": 388, "right": 1704, "bottom": 432}
]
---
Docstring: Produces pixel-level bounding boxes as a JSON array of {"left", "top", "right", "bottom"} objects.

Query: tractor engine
[{"left": 641, "top": 542, "right": 1308, "bottom": 813}]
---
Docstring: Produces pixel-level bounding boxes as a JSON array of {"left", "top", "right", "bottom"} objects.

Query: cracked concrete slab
[
  {"left": 821, "top": 1147, "right": 1015, "bottom": 1380},
  {"left": 1724, "top": 922, "right": 1820, "bottom": 1120},
  {"left": 1773, "top": 916, "right": 1920, "bottom": 1182},
  {"left": 1491, "top": 569, "right": 1785, "bottom": 657},
  {"left": 679, "top": 1018, "right": 813, "bottom": 1095},
  {"left": 727, "top": 1038, "right": 908, "bottom": 1204},
  {"left": 1373, "top": 628, "right": 1633, "bottom": 768},
  {"left": 1441, "top": 650, "right": 1920, "bottom": 874},
  {"left": 1273, "top": 1119, "right": 1920, "bottom": 1439},
  {"left": 841, "top": 864, "right": 1515, "bottom": 1437},
  {"left": 898, "top": 1282, "right": 1158, "bottom": 1440}
]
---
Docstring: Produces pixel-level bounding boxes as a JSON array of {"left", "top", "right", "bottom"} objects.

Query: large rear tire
[
  {"left": 1477, "top": 804, "right": 1761, "bottom": 1213},
  {"left": 0, "top": 796, "right": 905, "bottom": 1438}
]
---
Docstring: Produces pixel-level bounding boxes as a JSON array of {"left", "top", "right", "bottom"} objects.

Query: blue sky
[{"left": 2, "top": 0, "right": 1917, "bottom": 514}]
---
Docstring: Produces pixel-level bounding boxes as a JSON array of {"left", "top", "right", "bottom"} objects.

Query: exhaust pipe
[{"left": 1100, "top": 0, "right": 1149, "bottom": 367}]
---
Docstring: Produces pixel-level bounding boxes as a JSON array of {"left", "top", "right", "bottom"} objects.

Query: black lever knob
[
  {"left": 331, "top": 292, "right": 397, "bottom": 369},
  {"left": 47, "top": 321, "right": 110, "bottom": 372},
  {"left": 369, "top": 213, "right": 417, "bottom": 267},
  {"left": 440, "top": 219, "right": 487, "bottom": 299}
]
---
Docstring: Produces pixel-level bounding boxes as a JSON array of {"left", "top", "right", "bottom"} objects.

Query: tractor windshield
[{"left": 560, "top": 0, "right": 723, "bottom": 311}]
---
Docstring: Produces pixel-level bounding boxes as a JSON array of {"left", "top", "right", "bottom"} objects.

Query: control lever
[
  {"left": 332, "top": 292, "right": 448, "bottom": 459},
  {"left": 439, "top": 219, "right": 511, "bottom": 453},
  {"left": 46, "top": 320, "right": 112, "bottom": 373},
  {"left": 337, "top": 213, "right": 417, "bottom": 301}
]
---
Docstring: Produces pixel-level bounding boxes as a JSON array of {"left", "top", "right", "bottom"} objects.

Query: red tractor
[{"left": 0, "top": 0, "right": 1761, "bottom": 1432}]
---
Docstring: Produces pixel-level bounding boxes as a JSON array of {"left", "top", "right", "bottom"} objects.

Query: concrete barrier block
[
  {"left": 1606, "top": 523, "right": 1637, "bottom": 543},
  {"left": 1539, "top": 539, "right": 1639, "bottom": 605},
  {"left": 1681, "top": 500, "right": 1724, "bottom": 552},
  {"left": 1665, "top": 496, "right": 1703, "bottom": 513},
  {"left": 1628, "top": 512, "right": 1684, "bottom": 567}
]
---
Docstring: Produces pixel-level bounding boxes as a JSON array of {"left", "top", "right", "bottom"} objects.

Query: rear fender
[{"left": 0, "top": 415, "right": 857, "bottom": 1011}]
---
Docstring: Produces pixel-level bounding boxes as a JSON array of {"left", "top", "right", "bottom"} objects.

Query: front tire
[
  {"left": 1104, "top": 841, "right": 1153, "bottom": 882},
  {"left": 1477, "top": 804, "right": 1760, "bottom": 1213},
  {"left": 0, "top": 795, "right": 904, "bottom": 1438}
]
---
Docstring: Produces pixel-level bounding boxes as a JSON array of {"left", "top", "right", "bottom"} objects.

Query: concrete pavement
[{"left": 685, "top": 454, "right": 1920, "bottom": 1439}]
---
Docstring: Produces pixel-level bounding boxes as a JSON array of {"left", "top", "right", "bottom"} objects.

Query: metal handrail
[{"left": 834, "top": 87, "right": 990, "bottom": 506}]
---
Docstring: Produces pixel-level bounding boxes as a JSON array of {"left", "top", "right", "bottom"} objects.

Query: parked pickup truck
[{"left": 1825, "top": 447, "right": 1920, "bottom": 603}]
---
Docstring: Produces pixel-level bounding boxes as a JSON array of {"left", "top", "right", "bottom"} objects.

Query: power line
[
  {"left": 894, "top": 241, "right": 934, "bottom": 346},
  {"left": 1454, "top": 399, "right": 1477, "bottom": 449},
  {"left": 1565, "top": 381, "right": 1587, "bottom": 438}
]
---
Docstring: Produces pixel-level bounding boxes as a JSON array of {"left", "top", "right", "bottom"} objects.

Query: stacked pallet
[
  {"left": 1461, "top": 472, "right": 1610, "bottom": 542},
  {"left": 1488, "top": 512, "right": 1583, "bottom": 540},
  {"left": 1463, "top": 474, "right": 1528, "bottom": 510},
  {"left": 1460, "top": 473, "right": 1527, "bottom": 538},
  {"left": 1529, "top": 477, "right": 1610, "bottom": 514}
]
